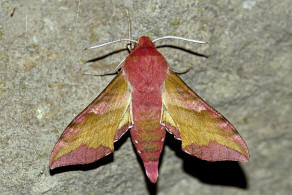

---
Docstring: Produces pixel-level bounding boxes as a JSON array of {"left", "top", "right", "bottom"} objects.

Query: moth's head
[{"left": 136, "top": 36, "right": 155, "bottom": 49}]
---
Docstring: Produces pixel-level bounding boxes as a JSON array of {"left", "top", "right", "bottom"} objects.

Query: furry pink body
[{"left": 123, "top": 37, "right": 168, "bottom": 183}]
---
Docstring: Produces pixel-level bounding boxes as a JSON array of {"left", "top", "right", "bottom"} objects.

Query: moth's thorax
[{"left": 123, "top": 36, "right": 168, "bottom": 92}]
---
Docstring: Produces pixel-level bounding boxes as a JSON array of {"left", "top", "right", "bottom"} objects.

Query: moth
[{"left": 50, "top": 36, "right": 249, "bottom": 183}]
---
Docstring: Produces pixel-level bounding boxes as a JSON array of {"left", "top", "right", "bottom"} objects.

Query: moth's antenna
[
  {"left": 153, "top": 36, "right": 206, "bottom": 44},
  {"left": 125, "top": 9, "right": 135, "bottom": 50},
  {"left": 85, "top": 39, "right": 137, "bottom": 50},
  {"left": 85, "top": 9, "right": 137, "bottom": 51}
]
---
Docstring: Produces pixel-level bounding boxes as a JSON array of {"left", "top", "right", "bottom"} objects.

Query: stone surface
[{"left": 0, "top": 0, "right": 291, "bottom": 194}]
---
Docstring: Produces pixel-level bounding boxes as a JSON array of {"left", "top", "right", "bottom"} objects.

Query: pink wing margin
[
  {"left": 161, "top": 71, "right": 249, "bottom": 162},
  {"left": 50, "top": 73, "right": 132, "bottom": 169}
]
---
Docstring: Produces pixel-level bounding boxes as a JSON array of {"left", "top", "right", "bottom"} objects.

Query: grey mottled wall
[{"left": 0, "top": 0, "right": 291, "bottom": 194}]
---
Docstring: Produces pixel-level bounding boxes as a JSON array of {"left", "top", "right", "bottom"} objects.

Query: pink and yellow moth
[{"left": 50, "top": 36, "right": 249, "bottom": 183}]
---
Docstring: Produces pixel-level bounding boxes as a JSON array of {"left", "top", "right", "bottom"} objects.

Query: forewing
[
  {"left": 161, "top": 71, "right": 249, "bottom": 162},
  {"left": 50, "top": 73, "right": 132, "bottom": 169}
]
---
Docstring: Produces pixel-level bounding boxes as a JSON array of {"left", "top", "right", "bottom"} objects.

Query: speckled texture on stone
[{"left": 0, "top": 0, "right": 291, "bottom": 195}]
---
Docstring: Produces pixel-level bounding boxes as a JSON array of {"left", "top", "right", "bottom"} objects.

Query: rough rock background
[{"left": 0, "top": 0, "right": 291, "bottom": 194}]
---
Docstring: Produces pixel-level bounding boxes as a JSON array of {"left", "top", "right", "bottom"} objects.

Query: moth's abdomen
[
  {"left": 131, "top": 125, "right": 165, "bottom": 183},
  {"left": 130, "top": 92, "right": 165, "bottom": 183},
  {"left": 133, "top": 117, "right": 165, "bottom": 157}
]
